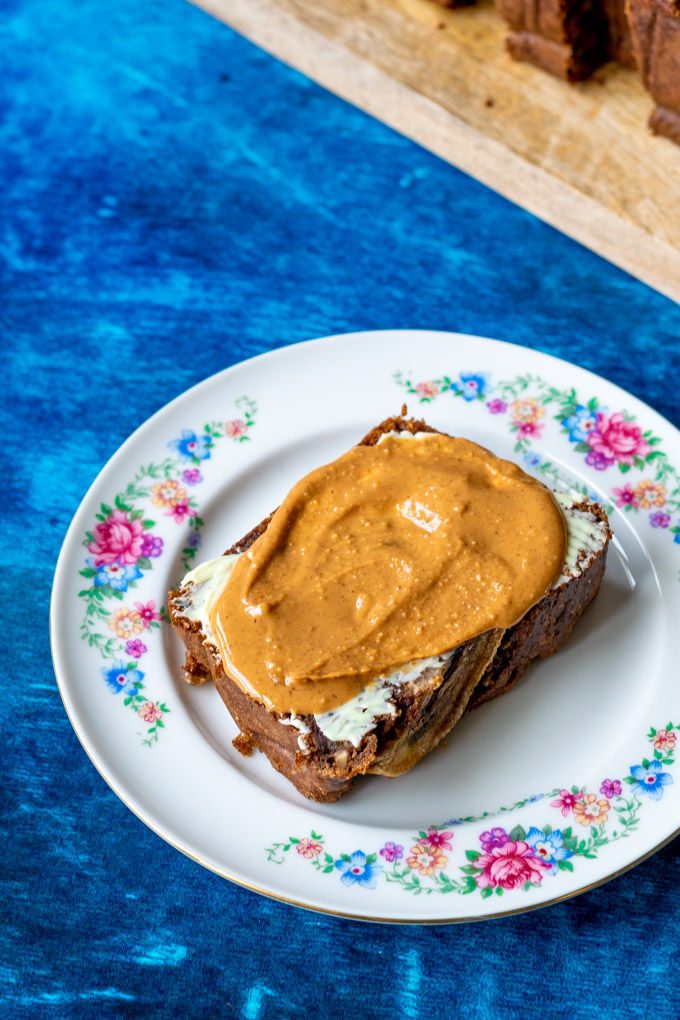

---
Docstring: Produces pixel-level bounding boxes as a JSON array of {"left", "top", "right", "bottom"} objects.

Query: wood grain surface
[{"left": 193, "top": 0, "right": 680, "bottom": 302}]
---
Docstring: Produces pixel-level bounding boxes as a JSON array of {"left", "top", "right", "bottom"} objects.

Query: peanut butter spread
[{"left": 210, "top": 432, "right": 566, "bottom": 715}]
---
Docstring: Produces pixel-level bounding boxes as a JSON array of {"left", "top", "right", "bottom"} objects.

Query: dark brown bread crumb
[{"left": 232, "top": 732, "right": 255, "bottom": 757}]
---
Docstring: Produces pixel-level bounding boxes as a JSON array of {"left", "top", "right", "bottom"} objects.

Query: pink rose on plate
[
  {"left": 587, "top": 412, "right": 651, "bottom": 467},
  {"left": 88, "top": 509, "right": 145, "bottom": 566},
  {"left": 476, "top": 840, "right": 551, "bottom": 891}
]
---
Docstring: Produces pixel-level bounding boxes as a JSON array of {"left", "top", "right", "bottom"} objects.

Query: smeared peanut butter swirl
[{"left": 211, "top": 432, "right": 566, "bottom": 715}]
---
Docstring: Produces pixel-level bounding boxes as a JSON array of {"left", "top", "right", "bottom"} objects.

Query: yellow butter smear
[{"left": 211, "top": 432, "right": 566, "bottom": 715}]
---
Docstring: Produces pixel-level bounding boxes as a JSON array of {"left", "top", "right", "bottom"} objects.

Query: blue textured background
[{"left": 4, "top": 0, "right": 680, "bottom": 1015}]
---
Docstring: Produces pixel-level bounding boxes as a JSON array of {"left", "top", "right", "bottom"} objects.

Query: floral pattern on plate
[
  {"left": 394, "top": 370, "right": 680, "bottom": 556},
  {"left": 266, "top": 724, "right": 676, "bottom": 897},
  {"left": 52, "top": 331, "right": 680, "bottom": 921},
  {"left": 77, "top": 396, "right": 257, "bottom": 746}
]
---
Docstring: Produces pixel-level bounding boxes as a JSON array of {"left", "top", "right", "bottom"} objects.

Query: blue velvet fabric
[{"left": 3, "top": 0, "right": 680, "bottom": 1015}]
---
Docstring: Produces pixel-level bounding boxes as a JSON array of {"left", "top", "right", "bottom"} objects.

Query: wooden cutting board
[{"left": 192, "top": 0, "right": 680, "bottom": 303}]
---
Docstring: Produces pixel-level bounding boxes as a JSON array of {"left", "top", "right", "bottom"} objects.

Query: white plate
[{"left": 51, "top": 330, "right": 680, "bottom": 922}]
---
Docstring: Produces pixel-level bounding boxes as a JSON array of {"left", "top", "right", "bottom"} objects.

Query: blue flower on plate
[
  {"left": 523, "top": 452, "right": 542, "bottom": 469},
  {"left": 335, "top": 850, "right": 382, "bottom": 889},
  {"left": 187, "top": 531, "right": 202, "bottom": 549},
  {"left": 453, "top": 372, "right": 489, "bottom": 402},
  {"left": 561, "top": 405, "right": 607, "bottom": 443},
  {"left": 101, "top": 660, "right": 144, "bottom": 695},
  {"left": 674, "top": 532, "right": 680, "bottom": 545},
  {"left": 525, "top": 827, "right": 572, "bottom": 875},
  {"left": 88, "top": 557, "right": 142, "bottom": 592},
  {"left": 630, "top": 761, "right": 673, "bottom": 801},
  {"left": 168, "top": 429, "right": 212, "bottom": 462}
]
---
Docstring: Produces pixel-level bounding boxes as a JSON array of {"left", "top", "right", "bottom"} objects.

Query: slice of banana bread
[
  {"left": 628, "top": 0, "right": 680, "bottom": 145},
  {"left": 169, "top": 416, "right": 611, "bottom": 802}
]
